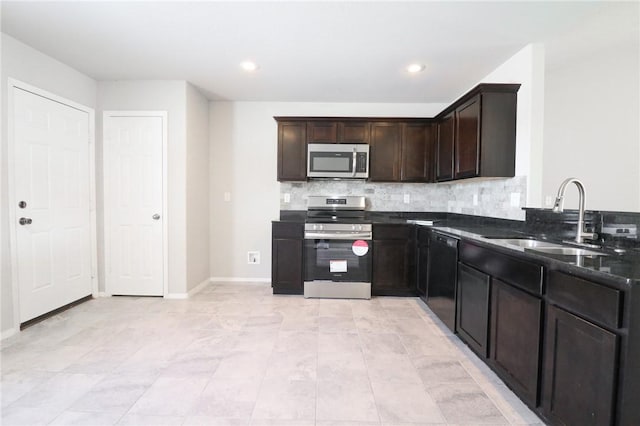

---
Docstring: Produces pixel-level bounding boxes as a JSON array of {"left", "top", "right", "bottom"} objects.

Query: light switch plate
[
  {"left": 283, "top": 193, "right": 291, "bottom": 203},
  {"left": 224, "top": 192, "right": 231, "bottom": 202}
]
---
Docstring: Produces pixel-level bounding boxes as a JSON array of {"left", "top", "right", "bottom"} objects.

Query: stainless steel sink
[
  {"left": 494, "top": 239, "right": 563, "bottom": 249},
  {"left": 487, "top": 238, "right": 607, "bottom": 256},
  {"left": 529, "top": 246, "right": 607, "bottom": 256}
]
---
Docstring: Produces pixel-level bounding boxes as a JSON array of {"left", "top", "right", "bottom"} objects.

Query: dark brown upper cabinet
[
  {"left": 436, "top": 84, "right": 520, "bottom": 182},
  {"left": 369, "top": 121, "right": 434, "bottom": 183},
  {"left": 436, "top": 112, "right": 455, "bottom": 181},
  {"left": 275, "top": 83, "right": 518, "bottom": 183},
  {"left": 277, "top": 121, "right": 307, "bottom": 181},
  {"left": 400, "top": 122, "right": 435, "bottom": 182},
  {"left": 369, "top": 122, "right": 401, "bottom": 181},
  {"left": 455, "top": 96, "right": 481, "bottom": 179},
  {"left": 338, "top": 121, "right": 370, "bottom": 144},
  {"left": 307, "top": 120, "right": 370, "bottom": 144},
  {"left": 307, "top": 121, "right": 338, "bottom": 143}
]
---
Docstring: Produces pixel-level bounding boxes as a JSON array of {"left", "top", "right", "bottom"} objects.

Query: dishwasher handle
[{"left": 435, "top": 234, "right": 458, "bottom": 248}]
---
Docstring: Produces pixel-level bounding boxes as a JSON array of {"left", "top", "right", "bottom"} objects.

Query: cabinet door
[
  {"left": 416, "top": 227, "right": 430, "bottom": 300},
  {"left": 416, "top": 242, "right": 429, "bottom": 298},
  {"left": 307, "top": 121, "right": 338, "bottom": 143},
  {"left": 436, "top": 112, "right": 455, "bottom": 181},
  {"left": 490, "top": 279, "right": 542, "bottom": 406},
  {"left": 369, "top": 122, "right": 401, "bottom": 181},
  {"left": 338, "top": 121, "right": 370, "bottom": 144},
  {"left": 400, "top": 123, "right": 433, "bottom": 182},
  {"left": 277, "top": 121, "right": 307, "bottom": 181},
  {"left": 456, "top": 263, "right": 490, "bottom": 357},
  {"left": 455, "top": 96, "right": 481, "bottom": 179},
  {"left": 543, "top": 305, "right": 618, "bottom": 426},
  {"left": 372, "top": 231, "right": 416, "bottom": 296},
  {"left": 272, "top": 238, "right": 303, "bottom": 294}
]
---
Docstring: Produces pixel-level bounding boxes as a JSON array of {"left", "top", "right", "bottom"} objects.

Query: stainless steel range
[{"left": 304, "top": 196, "right": 372, "bottom": 299}]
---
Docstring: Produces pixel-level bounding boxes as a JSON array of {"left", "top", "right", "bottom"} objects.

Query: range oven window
[{"left": 304, "top": 239, "right": 371, "bottom": 283}]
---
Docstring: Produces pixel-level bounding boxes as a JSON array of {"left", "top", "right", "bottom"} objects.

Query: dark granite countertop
[
  {"left": 275, "top": 210, "right": 640, "bottom": 286},
  {"left": 430, "top": 225, "right": 640, "bottom": 289}
]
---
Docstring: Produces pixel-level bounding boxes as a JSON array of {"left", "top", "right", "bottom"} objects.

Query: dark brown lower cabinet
[
  {"left": 456, "top": 263, "right": 490, "bottom": 357},
  {"left": 543, "top": 304, "right": 619, "bottom": 426},
  {"left": 415, "top": 227, "right": 430, "bottom": 300},
  {"left": 271, "top": 222, "right": 304, "bottom": 294},
  {"left": 372, "top": 224, "right": 416, "bottom": 296},
  {"left": 490, "top": 279, "right": 542, "bottom": 406}
]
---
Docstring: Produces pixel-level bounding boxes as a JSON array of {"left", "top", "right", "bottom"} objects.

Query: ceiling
[{"left": 0, "top": 1, "right": 634, "bottom": 103}]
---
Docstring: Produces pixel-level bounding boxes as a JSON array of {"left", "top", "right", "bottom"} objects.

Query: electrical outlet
[
  {"left": 224, "top": 192, "right": 231, "bottom": 202},
  {"left": 473, "top": 193, "right": 478, "bottom": 206},
  {"left": 403, "top": 194, "right": 410, "bottom": 204},
  {"left": 247, "top": 251, "right": 260, "bottom": 265},
  {"left": 510, "top": 193, "right": 521, "bottom": 207},
  {"left": 283, "top": 193, "right": 290, "bottom": 203}
]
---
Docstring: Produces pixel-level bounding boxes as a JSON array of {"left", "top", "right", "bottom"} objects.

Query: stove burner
[{"left": 306, "top": 195, "right": 367, "bottom": 224}]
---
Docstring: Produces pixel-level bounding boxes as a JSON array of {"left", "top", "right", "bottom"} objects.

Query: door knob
[
  {"left": 152, "top": 214, "right": 161, "bottom": 220},
  {"left": 19, "top": 217, "right": 32, "bottom": 225}
]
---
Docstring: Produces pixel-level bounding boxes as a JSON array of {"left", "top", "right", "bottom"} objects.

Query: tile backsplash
[{"left": 280, "top": 176, "right": 527, "bottom": 220}]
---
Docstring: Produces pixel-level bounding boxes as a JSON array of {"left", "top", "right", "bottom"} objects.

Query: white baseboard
[
  {"left": 210, "top": 277, "right": 270, "bottom": 284},
  {"left": 164, "top": 293, "right": 189, "bottom": 299},
  {"left": 1, "top": 328, "right": 18, "bottom": 341},
  {"left": 165, "top": 278, "right": 212, "bottom": 300},
  {"left": 97, "top": 292, "right": 112, "bottom": 298},
  {"left": 188, "top": 278, "right": 211, "bottom": 297}
]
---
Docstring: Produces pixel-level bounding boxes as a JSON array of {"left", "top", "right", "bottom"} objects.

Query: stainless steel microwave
[{"left": 307, "top": 143, "right": 369, "bottom": 179}]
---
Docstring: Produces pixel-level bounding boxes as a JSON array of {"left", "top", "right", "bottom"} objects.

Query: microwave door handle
[{"left": 352, "top": 148, "right": 357, "bottom": 177}]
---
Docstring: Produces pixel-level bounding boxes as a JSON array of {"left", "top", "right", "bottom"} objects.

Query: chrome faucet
[{"left": 552, "top": 178, "right": 597, "bottom": 244}]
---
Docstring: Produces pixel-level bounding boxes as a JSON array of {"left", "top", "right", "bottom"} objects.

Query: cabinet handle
[{"left": 352, "top": 148, "right": 357, "bottom": 177}]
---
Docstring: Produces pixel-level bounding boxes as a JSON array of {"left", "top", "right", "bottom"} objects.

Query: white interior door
[
  {"left": 104, "top": 113, "right": 164, "bottom": 296},
  {"left": 13, "top": 87, "right": 93, "bottom": 323}
]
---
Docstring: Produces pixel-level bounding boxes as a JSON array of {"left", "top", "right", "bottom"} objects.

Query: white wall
[
  {"left": 0, "top": 33, "right": 97, "bottom": 335},
  {"left": 542, "top": 40, "right": 640, "bottom": 212},
  {"left": 97, "top": 81, "right": 189, "bottom": 295},
  {"left": 209, "top": 102, "right": 446, "bottom": 280},
  {"left": 185, "top": 83, "right": 210, "bottom": 291}
]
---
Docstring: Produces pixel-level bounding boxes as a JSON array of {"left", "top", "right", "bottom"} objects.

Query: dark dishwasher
[{"left": 426, "top": 231, "right": 459, "bottom": 332}]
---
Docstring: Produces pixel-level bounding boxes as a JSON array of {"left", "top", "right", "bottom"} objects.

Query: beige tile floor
[{"left": 1, "top": 282, "right": 544, "bottom": 426}]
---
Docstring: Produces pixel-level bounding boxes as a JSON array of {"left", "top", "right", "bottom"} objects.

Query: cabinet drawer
[
  {"left": 272, "top": 222, "right": 303, "bottom": 239},
  {"left": 460, "top": 241, "right": 542, "bottom": 295},
  {"left": 373, "top": 224, "right": 414, "bottom": 240},
  {"left": 547, "top": 271, "right": 622, "bottom": 329}
]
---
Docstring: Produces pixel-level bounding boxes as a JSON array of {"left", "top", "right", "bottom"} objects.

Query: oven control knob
[
  {"left": 357, "top": 225, "right": 362, "bottom": 231},
  {"left": 351, "top": 225, "right": 356, "bottom": 230},
  {"left": 312, "top": 224, "right": 317, "bottom": 231},
  {"left": 319, "top": 225, "right": 323, "bottom": 230}
]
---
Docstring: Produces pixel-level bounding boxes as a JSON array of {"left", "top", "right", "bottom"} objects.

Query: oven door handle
[{"left": 304, "top": 232, "right": 372, "bottom": 240}]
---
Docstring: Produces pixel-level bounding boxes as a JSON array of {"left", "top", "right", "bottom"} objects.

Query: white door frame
[
  {"left": 102, "top": 111, "right": 168, "bottom": 297},
  {"left": 7, "top": 78, "right": 98, "bottom": 331}
]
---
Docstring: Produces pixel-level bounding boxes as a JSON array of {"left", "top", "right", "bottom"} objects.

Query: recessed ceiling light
[
  {"left": 240, "top": 61, "right": 259, "bottom": 72},
  {"left": 407, "top": 63, "right": 426, "bottom": 73}
]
